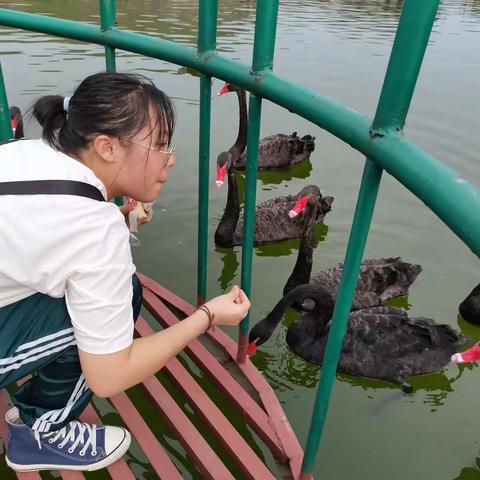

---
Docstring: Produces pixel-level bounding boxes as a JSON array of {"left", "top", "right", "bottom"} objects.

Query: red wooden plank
[
  {"left": 136, "top": 318, "right": 276, "bottom": 480},
  {"left": 109, "top": 392, "right": 182, "bottom": 480},
  {"left": 141, "top": 289, "right": 288, "bottom": 461},
  {"left": 140, "top": 375, "right": 235, "bottom": 480},
  {"left": 80, "top": 404, "right": 135, "bottom": 480},
  {"left": 139, "top": 274, "right": 304, "bottom": 477},
  {"left": 58, "top": 472, "right": 86, "bottom": 480}
]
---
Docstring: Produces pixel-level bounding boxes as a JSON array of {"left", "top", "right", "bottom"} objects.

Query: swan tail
[{"left": 414, "top": 318, "right": 469, "bottom": 349}]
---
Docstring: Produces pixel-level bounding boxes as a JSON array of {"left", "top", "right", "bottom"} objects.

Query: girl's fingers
[
  {"left": 230, "top": 285, "right": 240, "bottom": 299},
  {"left": 238, "top": 289, "right": 249, "bottom": 305}
]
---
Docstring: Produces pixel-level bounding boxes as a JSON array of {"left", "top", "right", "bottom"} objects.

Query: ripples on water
[{"left": 0, "top": 1, "right": 479, "bottom": 479}]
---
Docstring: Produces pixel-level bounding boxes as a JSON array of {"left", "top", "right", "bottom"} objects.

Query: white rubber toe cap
[{"left": 104, "top": 426, "right": 131, "bottom": 456}]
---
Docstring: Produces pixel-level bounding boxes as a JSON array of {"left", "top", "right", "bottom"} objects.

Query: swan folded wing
[
  {"left": 348, "top": 306, "right": 462, "bottom": 357},
  {"left": 310, "top": 271, "right": 383, "bottom": 311},
  {"left": 347, "top": 306, "right": 419, "bottom": 353},
  {"left": 234, "top": 197, "right": 304, "bottom": 245},
  {"left": 255, "top": 195, "right": 295, "bottom": 209},
  {"left": 240, "top": 133, "right": 306, "bottom": 169},
  {"left": 311, "top": 257, "right": 420, "bottom": 309}
]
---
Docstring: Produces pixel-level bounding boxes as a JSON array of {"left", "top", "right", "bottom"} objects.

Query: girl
[{"left": 0, "top": 72, "right": 250, "bottom": 472}]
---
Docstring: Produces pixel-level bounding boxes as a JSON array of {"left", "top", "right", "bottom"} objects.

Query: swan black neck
[
  {"left": 231, "top": 87, "right": 247, "bottom": 157},
  {"left": 250, "top": 284, "right": 333, "bottom": 346},
  {"left": 283, "top": 201, "right": 319, "bottom": 295},
  {"left": 215, "top": 86, "right": 247, "bottom": 247},
  {"left": 215, "top": 161, "right": 240, "bottom": 247}
]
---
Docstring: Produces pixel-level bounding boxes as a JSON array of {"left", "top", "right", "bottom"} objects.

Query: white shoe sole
[{"left": 6, "top": 430, "right": 131, "bottom": 472}]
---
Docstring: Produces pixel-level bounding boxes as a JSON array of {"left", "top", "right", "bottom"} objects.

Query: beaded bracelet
[{"left": 196, "top": 304, "right": 215, "bottom": 332}]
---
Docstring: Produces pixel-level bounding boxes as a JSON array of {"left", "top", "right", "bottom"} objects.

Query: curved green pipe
[{"left": 0, "top": 8, "right": 478, "bottom": 256}]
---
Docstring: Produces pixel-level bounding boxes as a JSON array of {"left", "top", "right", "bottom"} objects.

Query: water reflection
[
  {"left": 216, "top": 245, "right": 240, "bottom": 291},
  {"left": 255, "top": 223, "right": 329, "bottom": 257},
  {"left": 257, "top": 159, "right": 313, "bottom": 188},
  {"left": 454, "top": 458, "right": 480, "bottom": 480},
  {"left": 251, "top": 308, "right": 322, "bottom": 390},
  {"left": 457, "top": 315, "right": 480, "bottom": 342},
  {"left": 215, "top": 224, "right": 328, "bottom": 288}
]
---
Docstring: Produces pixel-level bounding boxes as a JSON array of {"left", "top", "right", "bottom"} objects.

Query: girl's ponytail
[{"left": 31, "top": 95, "right": 67, "bottom": 149}]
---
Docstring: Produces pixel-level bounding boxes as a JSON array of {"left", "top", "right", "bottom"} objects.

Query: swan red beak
[
  {"left": 451, "top": 342, "right": 480, "bottom": 364},
  {"left": 288, "top": 194, "right": 312, "bottom": 219},
  {"left": 216, "top": 164, "right": 228, "bottom": 187},
  {"left": 11, "top": 117, "right": 17, "bottom": 132},
  {"left": 217, "top": 83, "right": 230, "bottom": 96},
  {"left": 247, "top": 340, "right": 257, "bottom": 357}
]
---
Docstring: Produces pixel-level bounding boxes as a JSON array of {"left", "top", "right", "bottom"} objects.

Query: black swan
[
  {"left": 10, "top": 106, "right": 23, "bottom": 139},
  {"left": 281, "top": 187, "right": 422, "bottom": 308},
  {"left": 458, "top": 283, "right": 480, "bottom": 325},
  {"left": 218, "top": 82, "right": 315, "bottom": 170},
  {"left": 248, "top": 284, "right": 469, "bottom": 390},
  {"left": 214, "top": 158, "right": 333, "bottom": 247}
]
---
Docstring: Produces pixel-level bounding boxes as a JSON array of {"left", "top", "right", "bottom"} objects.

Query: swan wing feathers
[
  {"left": 234, "top": 195, "right": 304, "bottom": 244},
  {"left": 310, "top": 258, "right": 421, "bottom": 308},
  {"left": 347, "top": 306, "right": 466, "bottom": 356},
  {"left": 239, "top": 132, "right": 315, "bottom": 168}
]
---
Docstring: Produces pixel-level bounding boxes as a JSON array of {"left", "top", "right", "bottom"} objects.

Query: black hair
[{"left": 31, "top": 72, "right": 175, "bottom": 153}]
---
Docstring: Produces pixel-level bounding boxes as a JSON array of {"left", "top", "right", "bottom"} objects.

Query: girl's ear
[{"left": 92, "top": 135, "right": 121, "bottom": 163}]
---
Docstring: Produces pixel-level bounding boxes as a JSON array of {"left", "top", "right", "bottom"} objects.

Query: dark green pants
[{"left": 0, "top": 274, "right": 142, "bottom": 432}]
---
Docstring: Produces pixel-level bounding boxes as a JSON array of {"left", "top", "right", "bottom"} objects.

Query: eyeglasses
[{"left": 120, "top": 137, "right": 176, "bottom": 165}]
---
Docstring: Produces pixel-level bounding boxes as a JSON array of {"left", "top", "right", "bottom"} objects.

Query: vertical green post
[
  {"left": 0, "top": 62, "right": 13, "bottom": 142},
  {"left": 237, "top": 0, "right": 279, "bottom": 363},
  {"left": 299, "top": 0, "right": 440, "bottom": 477},
  {"left": 99, "top": 1, "right": 122, "bottom": 204},
  {"left": 196, "top": 0, "right": 218, "bottom": 305},
  {"left": 99, "top": 0, "right": 117, "bottom": 72}
]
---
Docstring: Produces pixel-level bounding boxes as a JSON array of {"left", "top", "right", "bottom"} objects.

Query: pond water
[{"left": 0, "top": 0, "right": 479, "bottom": 478}]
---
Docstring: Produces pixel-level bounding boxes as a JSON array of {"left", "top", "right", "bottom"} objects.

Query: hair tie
[{"left": 63, "top": 96, "right": 71, "bottom": 113}]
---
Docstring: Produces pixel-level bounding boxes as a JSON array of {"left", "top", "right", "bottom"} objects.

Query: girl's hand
[
  {"left": 204, "top": 286, "right": 250, "bottom": 327},
  {"left": 120, "top": 198, "right": 137, "bottom": 216}
]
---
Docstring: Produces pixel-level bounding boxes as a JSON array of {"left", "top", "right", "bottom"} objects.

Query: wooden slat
[
  {"left": 109, "top": 392, "right": 182, "bottom": 480},
  {"left": 58, "top": 471, "right": 86, "bottom": 479},
  {"left": 136, "top": 318, "right": 276, "bottom": 480},
  {"left": 80, "top": 404, "right": 135, "bottom": 480},
  {"left": 139, "top": 274, "right": 304, "bottom": 477},
  {"left": 140, "top": 375, "right": 235, "bottom": 480},
  {"left": 141, "top": 288, "right": 288, "bottom": 461}
]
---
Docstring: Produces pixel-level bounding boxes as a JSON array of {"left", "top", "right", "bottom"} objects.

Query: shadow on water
[
  {"left": 257, "top": 159, "right": 314, "bottom": 188},
  {"left": 232, "top": 161, "right": 315, "bottom": 200},
  {"left": 255, "top": 223, "right": 329, "bottom": 257},
  {"left": 457, "top": 314, "right": 480, "bottom": 343},
  {"left": 454, "top": 458, "right": 480, "bottom": 480}
]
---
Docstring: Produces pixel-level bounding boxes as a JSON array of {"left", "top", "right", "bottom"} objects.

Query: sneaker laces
[{"left": 34, "top": 421, "right": 98, "bottom": 456}]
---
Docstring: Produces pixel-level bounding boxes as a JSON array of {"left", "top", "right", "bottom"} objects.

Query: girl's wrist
[{"left": 195, "top": 304, "right": 216, "bottom": 332}]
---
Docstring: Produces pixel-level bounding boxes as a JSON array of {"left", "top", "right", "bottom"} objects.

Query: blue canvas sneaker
[{"left": 5, "top": 407, "right": 131, "bottom": 471}]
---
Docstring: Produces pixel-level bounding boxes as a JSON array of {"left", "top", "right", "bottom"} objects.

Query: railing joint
[
  {"left": 197, "top": 50, "right": 216, "bottom": 64},
  {"left": 369, "top": 126, "right": 402, "bottom": 139}
]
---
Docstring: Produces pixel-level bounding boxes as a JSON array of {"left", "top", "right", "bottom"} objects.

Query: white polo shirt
[{"left": 0, "top": 139, "right": 136, "bottom": 354}]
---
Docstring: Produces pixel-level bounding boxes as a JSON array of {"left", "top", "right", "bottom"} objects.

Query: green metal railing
[{"left": 0, "top": 1, "right": 478, "bottom": 477}]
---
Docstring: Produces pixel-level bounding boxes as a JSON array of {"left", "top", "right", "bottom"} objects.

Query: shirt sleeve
[
  {"left": 63, "top": 202, "right": 137, "bottom": 355},
  {"left": 65, "top": 263, "right": 136, "bottom": 354}
]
